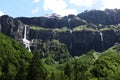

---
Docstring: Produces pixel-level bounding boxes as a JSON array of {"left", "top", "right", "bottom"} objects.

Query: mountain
[
  {"left": 0, "top": 15, "right": 25, "bottom": 40},
  {"left": 1, "top": 9, "right": 120, "bottom": 80},
  {"left": 78, "top": 9, "right": 120, "bottom": 25},
  {"left": 16, "top": 14, "right": 87, "bottom": 28},
  {"left": 1, "top": 9, "right": 120, "bottom": 56},
  {"left": 1, "top": 31, "right": 120, "bottom": 80},
  {"left": 17, "top": 9, "right": 120, "bottom": 28},
  {"left": 63, "top": 44, "right": 120, "bottom": 80},
  {"left": 29, "top": 27, "right": 120, "bottom": 56}
]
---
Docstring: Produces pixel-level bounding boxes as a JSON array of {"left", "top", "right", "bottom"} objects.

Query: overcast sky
[{"left": 0, "top": 0, "right": 120, "bottom": 17}]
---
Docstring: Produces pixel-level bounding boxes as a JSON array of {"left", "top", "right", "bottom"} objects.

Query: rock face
[
  {"left": 1, "top": 9, "right": 120, "bottom": 56},
  {"left": 0, "top": 15, "right": 31, "bottom": 41},
  {"left": 29, "top": 29, "right": 120, "bottom": 56},
  {"left": 78, "top": 9, "right": 120, "bottom": 25},
  {"left": 16, "top": 14, "right": 87, "bottom": 28},
  {"left": 17, "top": 9, "right": 120, "bottom": 27}
]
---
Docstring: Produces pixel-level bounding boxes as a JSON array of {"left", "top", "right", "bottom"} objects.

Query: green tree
[
  {"left": 0, "top": 33, "right": 33, "bottom": 80},
  {"left": 27, "top": 50, "right": 47, "bottom": 80},
  {"left": 41, "top": 39, "right": 71, "bottom": 64},
  {"left": 73, "top": 59, "right": 79, "bottom": 80},
  {"left": 15, "top": 60, "right": 29, "bottom": 80},
  {"left": 49, "top": 71, "right": 56, "bottom": 80},
  {"left": 64, "top": 63, "right": 71, "bottom": 78},
  {"left": 1, "top": 60, "right": 9, "bottom": 80},
  {"left": 91, "top": 48, "right": 120, "bottom": 79}
]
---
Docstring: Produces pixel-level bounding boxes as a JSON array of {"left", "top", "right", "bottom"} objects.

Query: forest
[
  {"left": 1, "top": 9, "right": 120, "bottom": 80},
  {"left": 0, "top": 32, "right": 120, "bottom": 80}
]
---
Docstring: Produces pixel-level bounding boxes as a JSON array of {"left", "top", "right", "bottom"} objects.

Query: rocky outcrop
[
  {"left": 0, "top": 15, "right": 30, "bottom": 41},
  {"left": 17, "top": 9, "right": 120, "bottom": 28},
  {"left": 78, "top": 9, "right": 120, "bottom": 25},
  {"left": 29, "top": 29, "right": 120, "bottom": 56},
  {"left": 1, "top": 10, "right": 120, "bottom": 56},
  {"left": 16, "top": 14, "right": 87, "bottom": 28}
]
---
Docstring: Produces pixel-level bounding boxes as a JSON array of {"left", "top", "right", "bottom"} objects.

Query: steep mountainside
[
  {"left": 1, "top": 9, "right": 120, "bottom": 56},
  {"left": 29, "top": 27, "right": 120, "bottom": 56},
  {"left": 17, "top": 9, "right": 120, "bottom": 27},
  {"left": 16, "top": 14, "right": 87, "bottom": 28},
  {"left": 0, "top": 15, "right": 25, "bottom": 40},
  {"left": 78, "top": 9, "right": 120, "bottom": 25},
  {"left": 1, "top": 9, "right": 120, "bottom": 80}
]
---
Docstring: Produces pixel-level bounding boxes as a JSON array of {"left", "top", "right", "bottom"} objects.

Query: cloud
[
  {"left": 44, "top": 0, "right": 67, "bottom": 11},
  {"left": 56, "top": 9, "right": 77, "bottom": 16},
  {"left": 0, "top": 11, "right": 4, "bottom": 16},
  {"left": 32, "top": 7, "right": 40, "bottom": 14},
  {"left": 43, "top": 0, "right": 77, "bottom": 16},
  {"left": 33, "top": 0, "right": 39, "bottom": 3},
  {"left": 101, "top": 0, "right": 120, "bottom": 10},
  {"left": 70, "top": 0, "right": 98, "bottom": 7}
]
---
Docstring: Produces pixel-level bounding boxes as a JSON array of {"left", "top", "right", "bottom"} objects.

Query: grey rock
[{"left": 78, "top": 9, "right": 120, "bottom": 25}]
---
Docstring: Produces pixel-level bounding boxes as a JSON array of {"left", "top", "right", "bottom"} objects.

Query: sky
[{"left": 0, "top": 0, "right": 120, "bottom": 17}]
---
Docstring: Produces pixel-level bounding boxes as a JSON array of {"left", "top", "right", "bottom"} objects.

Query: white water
[
  {"left": 95, "top": 26, "right": 103, "bottom": 42},
  {"left": 99, "top": 32, "right": 103, "bottom": 42},
  {"left": 70, "top": 29, "right": 72, "bottom": 34},
  {"left": 68, "top": 18, "right": 72, "bottom": 34},
  {"left": 68, "top": 18, "right": 71, "bottom": 28},
  {"left": 67, "top": 17, "right": 72, "bottom": 49},
  {"left": 23, "top": 25, "right": 31, "bottom": 52}
]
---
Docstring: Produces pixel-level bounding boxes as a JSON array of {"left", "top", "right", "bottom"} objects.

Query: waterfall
[
  {"left": 68, "top": 18, "right": 71, "bottom": 28},
  {"left": 23, "top": 25, "right": 31, "bottom": 52},
  {"left": 67, "top": 17, "right": 72, "bottom": 49},
  {"left": 24, "top": 25, "right": 27, "bottom": 39},
  {"left": 99, "top": 32, "right": 103, "bottom": 42},
  {"left": 94, "top": 26, "right": 103, "bottom": 42},
  {"left": 68, "top": 18, "right": 72, "bottom": 34},
  {"left": 70, "top": 29, "right": 72, "bottom": 34}
]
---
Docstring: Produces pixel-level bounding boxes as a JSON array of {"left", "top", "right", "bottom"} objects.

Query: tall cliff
[
  {"left": 78, "top": 9, "right": 120, "bottom": 25},
  {"left": 29, "top": 28, "right": 120, "bottom": 56},
  {"left": 1, "top": 9, "right": 120, "bottom": 56},
  {"left": 0, "top": 15, "right": 24, "bottom": 39},
  {"left": 16, "top": 14, "right": 87, "bottom": 28},
  {"left": 17, "top": 9, "right": 120, "bottom": 28}
]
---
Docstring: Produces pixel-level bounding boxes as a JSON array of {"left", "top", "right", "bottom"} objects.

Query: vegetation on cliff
[
  {"left": 0, "top": 33, "right": 47, "bottom": 80},
  {"left": 0, "top": 31, "right": 120, "bottom": 80},
  {"left": 1, "top": 10, "right": 120, "bottom": 79}
]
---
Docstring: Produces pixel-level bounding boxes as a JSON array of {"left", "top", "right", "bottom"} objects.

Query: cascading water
[
  {"left": 94, "top": 26, "right": 104, "bottom": 51},
  {"left": 99, "top": 32, "right": 103, "bottom": 42},
  {"left": 24, "top": 25, "right": 27, "bottom": 39},
  {"left": 95, "top": 26, "right": 103, "bottom": 42},
  {"left": 67, "top": 17, "right": 72, "bottom": 49},
  {"left": 68, "top": 18, "right": 72, "bottom": 34},
  {"left": 23, "top": 25, "right": 31, "bottom": 52}
]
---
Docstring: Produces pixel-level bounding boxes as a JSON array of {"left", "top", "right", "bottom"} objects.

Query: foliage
[
  {"left": 40, "top": 39, "right": 72, "bottom": 64},
  {"left": 91, "top": 45, "right": 120, "bottom": 80},
  {"left": 27, "top": 50, "right": 47, "bottom": 80},
  {"left": 0, "top": 33, "right": 33, "bottom": 80},
  {"left": 73, "top": 25, "right": 86, "bottom": 31},
  {"left": 1, "top": 32, "right": 120, "bottom": 80},
  {"left": 72, "top": 50, "right": 99, "bottom": 80},
  {"left": 30, "top": 26, "right": 69, "bottom": 32}
]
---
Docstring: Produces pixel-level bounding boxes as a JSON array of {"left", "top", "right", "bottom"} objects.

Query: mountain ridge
[
  {"left": 1, "top": 9, "right": 120, "bottom": 56},
  {"left": 16, "top": 9, "right": 120, "bottom": 28}
]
